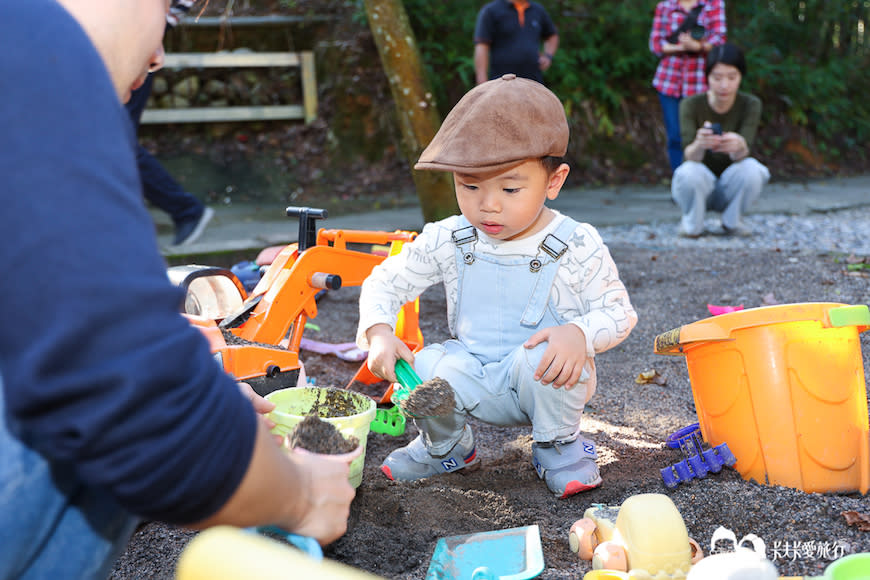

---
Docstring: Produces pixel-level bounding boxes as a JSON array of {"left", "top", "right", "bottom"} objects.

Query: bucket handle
[
  {"left": 826, "top": 305, "right": 870, "bottom": 331},
  {"left": 653, "top": 321, "right": 733, "bottom": 355}
]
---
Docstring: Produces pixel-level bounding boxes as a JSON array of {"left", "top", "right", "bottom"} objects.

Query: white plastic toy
[
  {"left": 685, "top": 549, "right": 777, "bottom": 580},
  {"left": 685, "top": 526, "right": 778, "bottom": 579},
  {"left": 569, "top": 494, "right": 703, "bottom": 579}
]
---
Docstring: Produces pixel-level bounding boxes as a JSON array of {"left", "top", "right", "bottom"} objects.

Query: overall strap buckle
[
  {"left": 530, "top": 234, "right": 568, "bottom": 272},
  {"left": 540, "top": 234, "right": 568, "bottom": 260},
  {"left": 452, "top": 226, "right": 478, "bottom": 265}
]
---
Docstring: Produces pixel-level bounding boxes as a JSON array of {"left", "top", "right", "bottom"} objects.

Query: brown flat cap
[{"left": 415, "top": 74, "right": 569, "bottom": 175}]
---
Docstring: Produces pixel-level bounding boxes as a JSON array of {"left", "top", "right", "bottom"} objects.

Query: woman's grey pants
[{"left": 671, "top": 158, "right": 770, "bottom": 236}]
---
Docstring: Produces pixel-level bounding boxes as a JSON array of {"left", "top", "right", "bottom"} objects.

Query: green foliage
[
  {"left": 397, "top": 0, "right": 868, "bottom": 153},
  {"left": 400, "top": 0, "right": 481, "bottom": 107},
  {"left": 729, "top": 0, "right": 870, "bottom": 144}
]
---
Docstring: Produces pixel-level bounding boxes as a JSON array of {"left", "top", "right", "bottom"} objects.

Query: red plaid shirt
[{"left": 649, "top": 0, "right": 727, "bottom": 97}]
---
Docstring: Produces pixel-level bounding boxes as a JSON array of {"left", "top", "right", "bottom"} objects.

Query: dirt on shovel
[{"left": 396, "top": 376, "right": 455, "bottom": 418}]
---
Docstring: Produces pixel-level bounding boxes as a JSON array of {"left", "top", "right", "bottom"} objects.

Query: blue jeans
[
  {"left": 0, "top": 375, "right": 139, "bottom": 579},
  {"left": 658, "top": 92, "right": 683, "bottom": 174},
  {"left": 126, "top": 72, "right": 202, "bottom": 226}
]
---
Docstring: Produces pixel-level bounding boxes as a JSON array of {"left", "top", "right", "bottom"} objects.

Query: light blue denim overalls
[
  {"left": 413, "top": 215, "right": 591, "bottom": 455},
  {"left": 0, "top": 373, "right": 138, "bottom": 579}
]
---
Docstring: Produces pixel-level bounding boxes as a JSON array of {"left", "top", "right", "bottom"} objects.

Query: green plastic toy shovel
[{"left": 368, "top": 359, "right": 422, "bottom": 436}]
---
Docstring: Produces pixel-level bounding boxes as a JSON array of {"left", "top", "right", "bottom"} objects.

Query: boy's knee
[
  {"left": 520, "top": 342, "right": 548, "bottom": 371},
  {"left": 413, "top": 344, "right": 448, "bottom": 380}
]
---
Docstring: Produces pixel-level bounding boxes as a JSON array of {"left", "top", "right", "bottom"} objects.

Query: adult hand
[
  {"left": 524, "top": 324, "right": 588, "bottom": 389},
  {"left": 661, "top": 40, "right": 681, "bottom": 54},
  {"left": 677, "top": 31, "right": 703, "bottom": 53},
  {"left": 718, "top": 132, "right": 749, "bottom": 160},
  {"left": 538, "top": 52, "right": 553, "bottom": 71},
  {"left": 284, "top": 446, "right": 363, "bottom": 545},
  {"left": 238, "top": 381, "right": 281, "bottom": 444},
  {"left": 365, "top": 323, "right": 413, "bottom": 383},
  {"left": 695, "top": 123, "right": 722, "bottom": 151}
]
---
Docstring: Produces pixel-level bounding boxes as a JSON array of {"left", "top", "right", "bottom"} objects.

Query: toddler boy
[{"left": 357, "top": 74, "right": 637, "bottom": 498}]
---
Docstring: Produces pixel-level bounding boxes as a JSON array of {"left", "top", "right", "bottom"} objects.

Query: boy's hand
[
  {"left": 365, "top": 323, "right": 414, "bottom": 383},
  {"left": 524, "top": 324, "right": 588, "bottom": 389}
]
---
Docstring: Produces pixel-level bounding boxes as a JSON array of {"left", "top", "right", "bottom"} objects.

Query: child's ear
[{"left": 546, "top": 163, "right": 570, "bottom": 201}]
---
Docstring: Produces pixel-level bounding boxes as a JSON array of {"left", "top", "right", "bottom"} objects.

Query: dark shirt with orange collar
[{"left": 474, "top": 0, "right": 557, "bottom": 83}]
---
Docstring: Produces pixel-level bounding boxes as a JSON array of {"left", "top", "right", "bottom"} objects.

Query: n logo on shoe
[
  {"left": 441, "top": 458, "right": 458, "bottom": 471},
  {"left": 582, "top": 442, "right": 595, "bottom": 455}
]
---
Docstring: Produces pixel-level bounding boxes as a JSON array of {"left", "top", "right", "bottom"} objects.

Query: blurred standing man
[
  {"left": 128, "top": 0, "right": 215, "bottom": 246},
  {"left": 474, "top": 0, "right": 559, "bottom": 85},
  {"left": 0, "top": 2, "right": 359, "bottom": 578}
]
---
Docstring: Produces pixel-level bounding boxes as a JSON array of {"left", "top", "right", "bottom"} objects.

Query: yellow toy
[
  {"left": 569, "top": 494, "right": 703, "bottom": 579},
  {"left": 176, "top": 526, "right": 384, "bottom": 580}
]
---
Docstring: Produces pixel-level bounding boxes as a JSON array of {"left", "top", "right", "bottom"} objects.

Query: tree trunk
[{"left": 362, "top": 0, "right": 458, "bottom": 222}]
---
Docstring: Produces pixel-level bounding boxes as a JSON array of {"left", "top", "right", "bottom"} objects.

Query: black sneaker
[{"left": 173, "top": 207, "right": 214, "bottom": 246}]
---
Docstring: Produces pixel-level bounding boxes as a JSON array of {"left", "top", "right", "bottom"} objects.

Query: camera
[
  {"left": 710, "top": 123, "right": 722, "bottom": 135},
  {"left": 666, "top": 24, "right": 705, "bottom": 45},
  {"left": 665, "top": 5, "right": 706, "bottom": 45}
]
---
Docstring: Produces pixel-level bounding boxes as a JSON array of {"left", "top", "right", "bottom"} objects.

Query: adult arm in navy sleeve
[
  {"left": 0, "top": 2, "right": 357, "bottom": 543},
  {"left": 0, "top": 11, "right": 254, "bottom": 525}
]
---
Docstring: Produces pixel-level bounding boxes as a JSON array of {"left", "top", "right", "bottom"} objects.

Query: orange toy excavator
[{"left": 169, "top": 207, "right": 422, "bottom": 397}]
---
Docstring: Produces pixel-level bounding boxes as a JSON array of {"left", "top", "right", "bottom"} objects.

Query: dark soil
[
  {"left": 397, "top": 377, "right": 456, "bottom": 418},
  {"left": 111, "top": 241, "right": 870, "bottom": 580},
  {"left": 286, "top": 414, "right": 358, "bottom": 455}
]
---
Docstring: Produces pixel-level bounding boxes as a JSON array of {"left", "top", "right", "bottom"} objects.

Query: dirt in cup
[
  {"left": 308, "top": 387, "right": 359, "bottom": 417},
  {"left": 286, "top": 414, "right": 359, "bottom": 455},
  {"left": 397, "top": 376, "right": 455, "bottom": 417}
]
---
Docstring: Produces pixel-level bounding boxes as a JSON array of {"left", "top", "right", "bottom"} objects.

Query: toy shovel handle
[{"left": 394, "top": 359, "right": 422, "bottom": 392}]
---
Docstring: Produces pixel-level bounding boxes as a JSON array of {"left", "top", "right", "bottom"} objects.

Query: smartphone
[{"left": 710, "top": 123, "right": 722, "bottom": 135}]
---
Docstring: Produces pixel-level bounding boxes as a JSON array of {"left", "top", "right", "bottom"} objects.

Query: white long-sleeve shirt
[{"left": 357, "top": 212, "right": 638, "bottom": 359}]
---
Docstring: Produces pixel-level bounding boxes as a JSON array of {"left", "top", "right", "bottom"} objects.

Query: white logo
[{"left": 710, "top": 526, "right": 767, "bottom": 556}]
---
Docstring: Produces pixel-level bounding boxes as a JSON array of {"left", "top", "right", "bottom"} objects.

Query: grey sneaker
[
  {"left": 174, "top": 206, "right": 214, "bottom": 246},
  {"left": 381, "top": 426, "right": 478, "bottom": 481},
  {"left": 532, "top": 437, "right": 602, "bottom": 498},
  {"left": 721, "top": 223, "right": 753, "bottom": 237},
  {"left": 677, "top": 225, "right": 702, "bottom": 239}
]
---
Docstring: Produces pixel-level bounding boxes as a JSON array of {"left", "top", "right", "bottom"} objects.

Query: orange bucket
[{"left": 655, "top": 303, "right": 870, "bottom": 494}]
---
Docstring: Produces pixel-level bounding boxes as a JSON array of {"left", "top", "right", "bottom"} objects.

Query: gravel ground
[
  {"left": 595, "top": 207, "right": 870, "bottom": 256},
  {"left": 111, "top": 206, "right": 870, "bottom": 580}
]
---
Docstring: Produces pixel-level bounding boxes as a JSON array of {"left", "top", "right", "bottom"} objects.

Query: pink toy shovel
[{"left": 299, "top": 338, "right": 368, "bottom": 362}]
